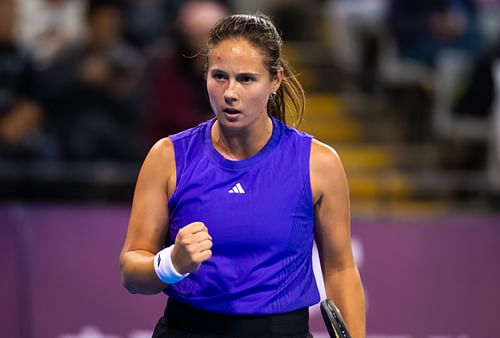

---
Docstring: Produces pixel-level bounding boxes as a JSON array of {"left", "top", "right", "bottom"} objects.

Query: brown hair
[{"left": 206, "top": 13, "right": 305, "bottom": 127}]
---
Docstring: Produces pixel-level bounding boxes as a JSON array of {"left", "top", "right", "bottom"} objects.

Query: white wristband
[{"left": 153, "top": 245, "right": 189, "bottom": 284}]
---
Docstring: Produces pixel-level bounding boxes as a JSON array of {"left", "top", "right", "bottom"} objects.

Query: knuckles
[{"left": 174, "top": 222, "right": 213, "bottom": 269}]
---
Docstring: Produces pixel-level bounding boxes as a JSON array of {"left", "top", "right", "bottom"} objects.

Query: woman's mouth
[{"left": 223, "top": 108, "right": 241, "bottom": 115}]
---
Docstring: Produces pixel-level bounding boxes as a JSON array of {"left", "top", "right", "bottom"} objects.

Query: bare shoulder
[
  {"left": 148, "top": 137, "right": 175, "bottom": 161},
  {"left": 310, "top": 139, "right": 348, "bottom": 202},
  {"left": 142, "top": 137, "right": 175, "bottom": 172},
  {"left": 139, "top": 137, "right": 176, "bottom": 197},
  {"left": 310, "top": 139, "right": 345, "bottom": 174}
]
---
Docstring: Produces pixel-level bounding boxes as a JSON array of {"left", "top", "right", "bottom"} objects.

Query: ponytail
[{"left": 268, "top": 58, "right": 305, "bottom": 127}]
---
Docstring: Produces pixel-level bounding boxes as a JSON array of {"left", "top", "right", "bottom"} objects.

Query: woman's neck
[{"left": 212, "top": 116, "right": 273, "bottom": 160}]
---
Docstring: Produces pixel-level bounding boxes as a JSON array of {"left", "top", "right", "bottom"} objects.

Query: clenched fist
[{"left": 171, "top": 222, "right": 213, "bottom": 274}]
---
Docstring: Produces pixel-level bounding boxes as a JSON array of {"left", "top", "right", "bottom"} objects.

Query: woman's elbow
[
  {"left": 119, "top": 257, "right": 138, "bottom": 294},
  {"left": 120, "top": 259, "right": 164, "bottom": 295}
]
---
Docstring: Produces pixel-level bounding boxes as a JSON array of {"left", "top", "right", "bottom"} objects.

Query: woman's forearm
[
  {"left": 324, "top": 266, "right": 366, "bottom": 338},
  {"left": 120, "top": 250, "right": 166, "bottom": 295}
]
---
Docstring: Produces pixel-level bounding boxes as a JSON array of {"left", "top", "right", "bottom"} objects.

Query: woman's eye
[
  {"left": 238, "top": 75, "right": 255, "bottom": 84},
  {"left": 212, "top": 72, "right": 226, "bottom": 81}
]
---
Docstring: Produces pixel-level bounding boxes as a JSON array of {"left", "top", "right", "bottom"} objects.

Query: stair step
[
  {"left": 347, "top": 172, "right": 412, "bottom": 199},
  {"left": 301, "top": 119, "right": 362, "bottom": 142},
  {"left": 347, "top": 169, "right": 489, "bottom": 200},
  {"left": 305, "top": 94, "right": 344, "bottom": 118},
  {"left": 280, "top": 35, "right": 491, "bottom": 212},
  {"left": 335, "top": 145, "right": 395, "bottom": 171}
]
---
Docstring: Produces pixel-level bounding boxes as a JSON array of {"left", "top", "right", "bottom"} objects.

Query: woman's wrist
[{"left": 153, "top": 245, "right": 189, "bottom": 284}]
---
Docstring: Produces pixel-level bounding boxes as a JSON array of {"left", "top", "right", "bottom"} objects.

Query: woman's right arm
[{"left": 119, "top": 138, "right": 176, "bottom": 295}]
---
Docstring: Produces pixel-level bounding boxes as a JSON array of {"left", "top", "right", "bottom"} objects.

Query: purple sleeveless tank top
[{"left": 165, "top": 117, "right": 320, "bottom": 315}]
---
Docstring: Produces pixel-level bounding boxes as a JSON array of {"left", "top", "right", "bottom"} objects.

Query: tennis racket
[{"left": 320, "top": 299, "right": 351, "bottom": 338}]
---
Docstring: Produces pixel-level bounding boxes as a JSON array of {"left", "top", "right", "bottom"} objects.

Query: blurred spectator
[
  {"left": 0, "top": 0, "right": 52, "bottom": 159},
  {"left": 325, "top": 0, "right": 388, "bottom": 93},
  {"left": 269, "top": 0, "right": 327, "bottom": 41},
  {"left": 141, "top": 0, "right": 229, "bottom": 147},
  {"left": 38, "top": 0, "right": 145, "bottom": 161},
  {"left": 122, "top": 0, "right": 169, "bottom": 49},
  {"left": 454, "top": 38, "right": 500, "bottom": 117},
  {"left": 388, "top": 0, "right": 482, "bottom": 67},
  {"left": 453, "top": 0, "right": 500, "bottom": 117},
  {"left": 16, "top": 0, "right": 86, "bottom": 68},
  {"left": 475, "top": 0, "right": 500, "bottom": 46},
  {"left": 122, "top": 0, "right": 232, "bottom": 51},
  {"left": 122, "top": 0, "right": 175, "bottom": 50},
  {"left": 382, "top": 0, "right": 483, "bottom": 142}
]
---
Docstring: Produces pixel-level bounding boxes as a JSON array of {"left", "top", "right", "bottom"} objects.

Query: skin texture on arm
[
  {"left": 119, "top": 137, "right": 176, "bottom": 294},
  {"left": 119, "top": 137, "right": 213, "bottom": 294},
  {"left": 311, "top": 139, "right": 366, "bottom": 338}
]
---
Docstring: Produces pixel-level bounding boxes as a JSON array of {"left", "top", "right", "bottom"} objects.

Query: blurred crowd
[
  {"left": 327, "top": 0, "right": 500, "bottom": 176},
  {"left": 329, "top": 0, "right": 500, "bottom": 118},
  {"left": 1, "top": 0, "right": 500, "bottom": 201},
  {"left": 0, "top": 0, "right": 230, "bottom": 162}
]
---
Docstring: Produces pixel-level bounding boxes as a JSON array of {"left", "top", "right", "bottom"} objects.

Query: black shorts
[{"left": 152, "top": 298, "right": 313, "bottom": 338}]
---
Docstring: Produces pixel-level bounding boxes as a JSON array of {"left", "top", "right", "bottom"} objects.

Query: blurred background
[{"left": 1, "top": 0, "right": 499, "bottom": 337}]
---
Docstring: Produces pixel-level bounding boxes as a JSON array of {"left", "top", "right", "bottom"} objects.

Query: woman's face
[{"left": 206, "top": 38, "right": 282, "bottom": 129}]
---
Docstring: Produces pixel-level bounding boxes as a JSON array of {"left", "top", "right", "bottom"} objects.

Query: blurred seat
[{"left": 432, "top": 50, "right": 489, "bottom": 140}]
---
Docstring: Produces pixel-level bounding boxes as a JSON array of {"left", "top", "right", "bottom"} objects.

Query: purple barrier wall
[
  {"left": 352, "top": 216, "right": 500, "bottom": 338},
  {"left": 1, "top": 204, "right": 499, "bottom": 338},
  {"left": 1, "top": 204, "right": 164, "bottom": 338}
]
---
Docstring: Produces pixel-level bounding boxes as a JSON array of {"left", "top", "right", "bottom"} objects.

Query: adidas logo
[{"left": 228, "top": 183, "right": 245, "bottom": 194}]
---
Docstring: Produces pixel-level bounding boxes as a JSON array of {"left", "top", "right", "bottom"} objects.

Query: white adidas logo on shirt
[{"left": 228, "top": 183, "right": 245, "bottom": 194}]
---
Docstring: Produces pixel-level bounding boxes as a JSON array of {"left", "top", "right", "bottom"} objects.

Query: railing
[{"left": 489, "top": 59, "right": 500, "bottom": 189}]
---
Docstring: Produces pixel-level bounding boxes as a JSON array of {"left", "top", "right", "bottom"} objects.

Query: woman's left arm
[{"left": 310, "top": 139, "right": 366, "bottom": 338}]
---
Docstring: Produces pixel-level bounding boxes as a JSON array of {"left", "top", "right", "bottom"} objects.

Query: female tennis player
[{"left": 120, "top": 13, "right": 366, "bottom": 338}]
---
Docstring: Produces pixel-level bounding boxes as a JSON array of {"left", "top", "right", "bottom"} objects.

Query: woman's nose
[
  {"left": 224, "top": 82, "right": 238, "bottom": 104},
  {"left": 224, "top": 95, "right": 237, "bottom": 105}
]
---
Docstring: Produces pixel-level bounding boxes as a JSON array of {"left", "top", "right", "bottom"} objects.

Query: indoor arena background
[{"left": 1, "top": 1, "right": 500, "bottom": 337}]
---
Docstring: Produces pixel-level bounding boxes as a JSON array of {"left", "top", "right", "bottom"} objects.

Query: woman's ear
[{"left": 273, "top": 67, "right": 284, "bottom": 92}]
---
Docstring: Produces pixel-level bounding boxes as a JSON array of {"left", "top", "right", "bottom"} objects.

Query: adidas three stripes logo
[{"left": 228, "top": 183, "right": 245, "bottom": 194}]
